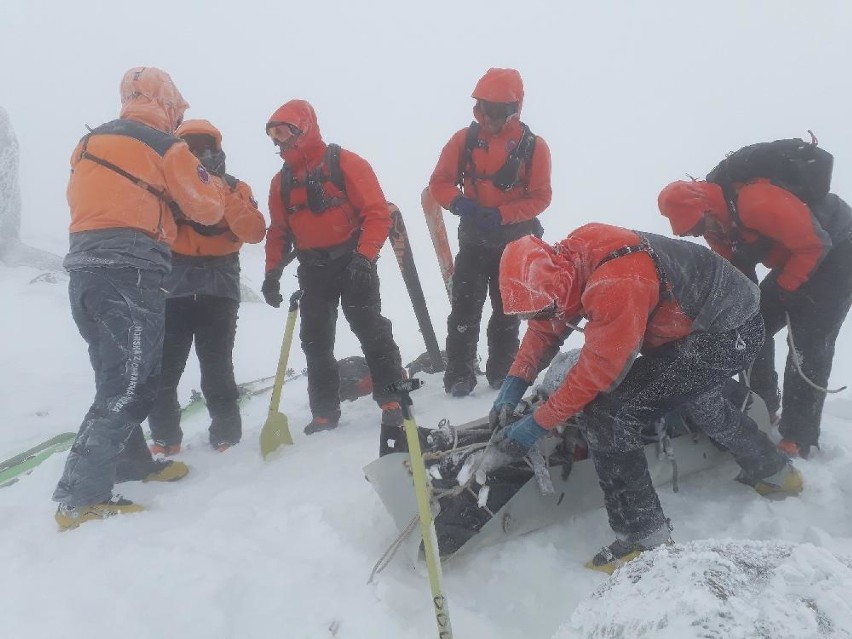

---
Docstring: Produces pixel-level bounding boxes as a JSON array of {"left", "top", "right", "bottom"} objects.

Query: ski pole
[{"left": 388, "top": 378, "right": 454, "bottom": 639}]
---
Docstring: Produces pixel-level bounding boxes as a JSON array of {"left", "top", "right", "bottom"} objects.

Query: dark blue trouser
[
  {"left": 297, "top": 254, "right": 402, "bottom": 418},
  {"left": 444, "top": 243, "right": 520, "bottom": 391},
  {"left": 53, "top": 267, "right": 164, "bottom": 508},
  {"left": 580, "top": 313, "right": 787, "bottom": 542},
  {"left": 147, "top": 295, "right": 241, "bottom": 447},
  {"left": 751, "top": 234, "right": 852, "bottom": 448}
]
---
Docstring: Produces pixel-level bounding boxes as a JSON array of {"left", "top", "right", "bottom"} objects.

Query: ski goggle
[
  {"left": 266, "top": 122, "right": 302, "bottom": 146},
  {"left": 477, "top": 100, "right": 518, "bottom": 120}
]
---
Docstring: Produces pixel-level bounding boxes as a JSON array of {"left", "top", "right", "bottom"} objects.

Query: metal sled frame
[{"left": 364, "top": 394, "right": 772, "bottom": 563}]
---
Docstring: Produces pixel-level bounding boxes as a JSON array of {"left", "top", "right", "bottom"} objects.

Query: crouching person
[
  {"left": 53, "top": 67, "right": 225, "bottom": 530},
  {"left": 484, "top": 223, "right": 802, "bottom": 572}
]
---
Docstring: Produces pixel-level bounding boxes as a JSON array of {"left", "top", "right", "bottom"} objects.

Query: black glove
[
  {"left": 346, "top": 253, "right": 374, "bottom": 292},
  {"left": 261, "top": 276, "right": 283, "bottom": 308}
]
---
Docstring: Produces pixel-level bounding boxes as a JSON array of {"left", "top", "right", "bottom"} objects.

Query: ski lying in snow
[
  {"left": 387, "top": 203, "right": 445, "bottom": 373},
  {"left": 0, "top": 432, "right": 76, "bottom": 487},
  {"left": 0, "top": 373, "right": 303, "bottom": 488},
  {"left": 421, "top": 187, "right": 454, "bottom": 300}
]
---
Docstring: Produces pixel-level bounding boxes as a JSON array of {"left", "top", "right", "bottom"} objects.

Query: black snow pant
[
  {"left": 297, "top": 253, "right": 402, "bottom": 418},
  {"left": 580, "top": 313, "right": 788, "bottom": 543},
  {"left": 53, "top": 267, "right": 164, "bottom": 508},
  {"left": 444, "top": 243, "right": 520, "bottom": 391},
  {"left": 750, "top": 233, "right": 852, "bottom": 449},
  {"left": 148, "top": 295, "right": 241, "bottom": 447}
]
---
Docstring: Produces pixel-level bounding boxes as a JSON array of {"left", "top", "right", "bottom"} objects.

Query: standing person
[
  {"left": 147, "top": 119, "right": 266, "bottom": 455},
  {"left": 53, "top": 67, "right": 225, "bottom": 529},
  {"left": 482, "top": 225, "right": 801, "bottom": 573},
  {"left": 658, "top": 178, "right": 852, "bottom": 458},
  {"left": 261, "top": 99, "right": 405, "bottom": 456},
  {"left": 428, "top": 67, "right": 552, "bottom": 397}
]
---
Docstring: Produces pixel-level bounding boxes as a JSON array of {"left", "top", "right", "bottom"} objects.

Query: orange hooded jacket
[
  {"left": 264, "top": 100, "right": 390, "bottom": 273},
  {"left": 172, "top": 119, "right": 266, "bottom": 256},
  {"left": 428, "top": 68, "right": 552, "bottom": 225},
  {"left": 658, "top": 179, "right": 832, "bottom": 292},
  {"left": 66, "top": 67, "right": 224, "bottom": 245},
  {"left": 500, "top": 224, "right": 759, "bottom": 428}
]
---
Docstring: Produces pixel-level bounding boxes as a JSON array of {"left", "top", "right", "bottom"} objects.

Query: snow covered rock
[{"left": 556, "top": 540, "right": 852, "bottom": 639}]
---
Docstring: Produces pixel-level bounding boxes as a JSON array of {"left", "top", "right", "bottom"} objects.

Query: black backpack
[
  {"left": 706, "top": 135, "right": 834, "bottom": 208},
  {"left": 456, "top": 121, "right": 537, "bottom": 192},
  {"left": 278, "top": 143, "right": 347, "bottom": 214}
]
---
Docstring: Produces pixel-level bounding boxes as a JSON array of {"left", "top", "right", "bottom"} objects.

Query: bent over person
[
  {"left": 261, "top": 99, "right": 405, "bottom": 456},
  {"left": 483, "top": 224, "right": 801, "bottom": 572},
  {"left": 658, "top": 178, "right": 852, "bottom": 458},
  {"left": 429, "top": 67, "right": 552, "bottom": 397},
  {"left": 147, "top": 119, "right": 266, "bottom": 455},
  {"left": 53, "top": 67, "right": 225, "bottom": 529}
]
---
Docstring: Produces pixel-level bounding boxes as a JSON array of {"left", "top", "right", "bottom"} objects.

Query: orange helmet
[{"left": 657, "top": 180, "right": 727, "bottom": 236}]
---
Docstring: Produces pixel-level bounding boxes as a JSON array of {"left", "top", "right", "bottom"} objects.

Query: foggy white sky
[{"left": 2, "top": 0, "right": 851, "bottom": 381}]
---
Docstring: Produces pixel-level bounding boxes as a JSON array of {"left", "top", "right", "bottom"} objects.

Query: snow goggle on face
[
  {"left": 477, "top": 100, "right": 518, "bottom": 120},
  {"left": 266, "top": 122, "right": 302, "bottom": 147},
  {"left": 514, "top": 300, "right": 558, "bottom": 321}
]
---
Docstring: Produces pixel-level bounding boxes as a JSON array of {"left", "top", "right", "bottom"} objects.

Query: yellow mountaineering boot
[
  {"left": 752, "top": 463, "right": 803, "bottom": 498},
  {"left": 586, "top": 522, "right": 674, "bottom": 574},
  {"left": 55, "top": 496, "right": 145, "bottom": 530},
  {"left": 143, "top": 460, "right": 189, "bottom": 483}
]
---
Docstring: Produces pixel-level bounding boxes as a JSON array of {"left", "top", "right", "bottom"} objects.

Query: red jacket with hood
[
  {"left": 501, "top": 224, "right": 760, "bottom": 428},
  {"left": 658, "top": 179, "right": 843, "bottom": 292},
  {"left": 428, "top": 68, "right": 551, "bottom": 234},
  {"left": 265, "top": 100, "right": 390, "bottom": 273}
]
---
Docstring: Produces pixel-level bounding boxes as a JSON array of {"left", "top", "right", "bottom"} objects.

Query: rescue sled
[{"left": 365, "top": 375, "right": 772, "bottom": 563}]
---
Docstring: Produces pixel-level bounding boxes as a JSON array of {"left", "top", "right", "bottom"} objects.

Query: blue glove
[
  {"left": 489, "top": 375, "right": 530, "bottom": 430},
  {"left": 450, "top": 195, "right": 478, "bottom": 218},
  {"left": 473, "top": 207, "right": 502, "bottom": 231},
  {"left": 503, "top": 412, "right": 549, "bottom": 449}
]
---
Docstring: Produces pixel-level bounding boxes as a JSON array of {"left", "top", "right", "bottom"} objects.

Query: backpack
[
  {"left": 456, "top": 122, "right": 537, "bottom": 192},
  {"left": 706, "top": 135, "right": 834, "bottom": 209},
  {"left": 278, "top": 143, "right": 348, "bottom": 214}
]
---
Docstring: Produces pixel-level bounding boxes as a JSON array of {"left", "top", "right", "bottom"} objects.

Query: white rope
[
  {"left": 785, "top": 311, "right": 847, "bottom": 394},
  {"left": 368, "top": 515, "right": 419, "bottom": 584}
]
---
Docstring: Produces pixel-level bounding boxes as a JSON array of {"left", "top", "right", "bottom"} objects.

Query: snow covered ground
[
  {"left": 4, "top": 1, "right": 852, "bottom": 637},
  {"left": 1, "top": 256, "right": 852, "bottom": 639}
]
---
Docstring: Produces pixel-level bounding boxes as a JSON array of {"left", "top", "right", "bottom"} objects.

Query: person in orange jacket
[
  {"left": 147, "top": 119, "right": 266, "bottom": 455},
  {"left": 261, "top": 100, "right": 405, "bottom": 455},
  {"left": 482, "top": 224, "right": 801, "bottom": 572},
  {"left": 53, "top": 67, "right": 225, "bottom": 529},
  {"left": 429, "top": 67, "right": 552, "bottom": 397},
  {"left": 658, "top": 178, "right": 852, "bottom": 458}
]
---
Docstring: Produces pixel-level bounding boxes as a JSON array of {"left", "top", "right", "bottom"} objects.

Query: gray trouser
[
  {"left": 53, "top": 267, "right": 165, "bottom": 508},
  {"left": 581, "top": 313, "right": 787, "bottom": 542}
]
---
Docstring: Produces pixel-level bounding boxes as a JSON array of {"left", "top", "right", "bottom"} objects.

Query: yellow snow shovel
[{"left": 260, "top": 290, "right": 302, "bottom": 459}]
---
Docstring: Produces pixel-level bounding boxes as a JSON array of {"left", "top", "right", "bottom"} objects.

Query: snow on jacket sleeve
[
  {"left": 508, "top": 318, "right": 573, "bottom": 383},
  {"left": 162, "top": 143, "right": 224, "bottom": 226},
  {"left": 338, "top": 149, "right": 391, "bottom": 261},
  {"left": 223, "top": 179, "right": 266, "bottom": 244},
  {"left": 496, "top": 136, "right": 552, "bottom": 224},
  {"left": 533, "top": 268, "right": 660, "bottom": 429},
  {"left": 737, "top": 182, "right": 832, "bottom": 291},
  {"left": 428, "top": 129, "right": 468, "bottom": 209},
  {"left": 265, "top": 171, "right": 293, "bottom": 275}
]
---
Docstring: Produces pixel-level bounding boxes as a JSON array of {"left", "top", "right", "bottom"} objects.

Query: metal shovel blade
[{"left": 260, "top": 411, "right": 293, "bottom": 458}]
